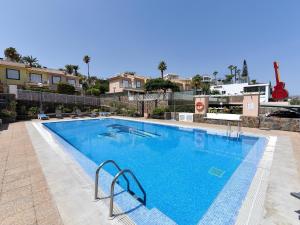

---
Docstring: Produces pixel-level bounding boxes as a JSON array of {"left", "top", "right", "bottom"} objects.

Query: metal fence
[{"left": 17, "top": 89, "right": 102, "bottom": 106}]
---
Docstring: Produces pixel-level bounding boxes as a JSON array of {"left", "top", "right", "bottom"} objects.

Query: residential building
[
  {"left": 0, "top": 59, "right": 81, "bottom": 92},
  {"left": 108, "top": 73, "right": 148, "bottom": 94},
  {"left": 210, "top": 83, "right": 271, "bottom": 103},
  {"left": 163, "top": 74, "right": 192, "bottom": 91}
]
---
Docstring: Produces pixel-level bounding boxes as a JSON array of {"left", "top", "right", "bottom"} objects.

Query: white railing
[{"left": 17, "top": 89, "right": 102, "bottom": 106}]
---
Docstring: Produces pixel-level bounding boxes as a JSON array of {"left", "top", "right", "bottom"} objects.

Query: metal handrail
[
  {"left": 95, "top": 160, "right": 130, "bottom": 200},
  {"left": 110, "top": 169, "right": 146, "bottom": 217}
]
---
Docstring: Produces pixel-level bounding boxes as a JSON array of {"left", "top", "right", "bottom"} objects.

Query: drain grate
[{"left": 208, "top": 167, "right": 225, "bottom": 178}]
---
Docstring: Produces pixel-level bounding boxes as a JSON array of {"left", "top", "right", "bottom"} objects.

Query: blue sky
[{"left": 1, "top": 0, "right": 299, "bottom": 94}]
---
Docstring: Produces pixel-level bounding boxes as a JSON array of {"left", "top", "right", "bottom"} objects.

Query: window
[
  {"left": 30, "top": 73, "right": 42, "bottom": 83},
  {"left": 123, "top": 80, "right": 129, "bottom": 88},
  {"left": 136, "top": 80, "right": 141, "bottom": 88},
  {"left": 222, "top": 91, "right": 226, "bottom": 94},
  {"left": 6, "top": 69, "right": 20, "bottom": 80},
  {"left": 52, "top": 76, "right": 61, "bottom": 84},
  {"left": 67, "top": 79, "right": 76, "bottom": 86}
]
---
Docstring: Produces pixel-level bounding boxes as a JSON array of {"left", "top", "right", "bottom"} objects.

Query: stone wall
[
  {"left": 259, "top": 116, "right": 300, "bottom": 132},
  {"left": 192, "top": 113, "right": 299, "bottom": 132}
]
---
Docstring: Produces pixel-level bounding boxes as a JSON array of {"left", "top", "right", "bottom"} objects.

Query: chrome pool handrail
[
  {"left": 110, "top": 169, "right": 146, "bottom": 217},
  {"left": 95, "top": 160, "right": 130, "bottom": 200}
]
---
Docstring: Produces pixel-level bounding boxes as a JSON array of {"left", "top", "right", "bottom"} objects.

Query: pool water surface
[{"left": 44, "top": 118, "right": 266, "bottom": 225}]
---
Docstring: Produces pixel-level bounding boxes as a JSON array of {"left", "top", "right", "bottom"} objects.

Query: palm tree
[
  {"left": 22, "top": 55, "right": 38, "bottom": 67},
  {"left": 158, "top": 61, "right": 167, "bottom": 79},
  {"left": 83, "top": 55, "right": 91, "bottom": 80},
  {"left": 65, "top": 64, "right": 74, "bottom": 74},
  {"left": 213, "top": 71, "right": 218, "bottom": 84},
  {"left": 4, "top": 47, "right": 21, "bottom": 62},
  {"left": 228, "top": 65, "right": 235, "bottom": 76},
  {"left": 73, "top": 65, "right": 79, "bottom": 76},
  {"left": 233, "top": 66, "right": 238, "bottom": 83},
  {"left": 191, "top": 74, "right": 202, "bottom": 90}
]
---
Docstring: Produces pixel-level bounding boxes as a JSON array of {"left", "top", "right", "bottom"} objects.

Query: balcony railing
[{"left": 17, "top": 89, "right": 101, "bottom": 106}]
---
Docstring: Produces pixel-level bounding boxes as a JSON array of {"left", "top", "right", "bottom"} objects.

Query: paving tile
[
  {"left": 33, "top": 189, "right": 52, "bottom": 206},
  {"left": 2, "top": 177, "right": 31, "bottom": 192},
  {"left": 31, "top": 179, "right": 48, "bottom": 193},
  {"left": 0, "top": 207, "right": 36, "bottom": 225},
  {"left": 0, "top": 185, "right": 32, "bottom": 204},
  {"left": 3, "top": 171, "right": 31, "bottom": 184},
  {"left": 34, "top": 200, "right": 58, "bottom": 222},
  {"left": 37, "top": 211, "right": 63, "bottom": 225},
  {"left": 5, "top": 165, "right": 29, "bottom": 176}
]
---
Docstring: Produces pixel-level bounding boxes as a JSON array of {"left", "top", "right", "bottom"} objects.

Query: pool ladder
[{"left": 95, "top": 160, "right": 147, "bottom": 217}]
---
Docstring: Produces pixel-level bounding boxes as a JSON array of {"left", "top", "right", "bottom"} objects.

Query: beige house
[
  {"left": 0, "top": 59, "right": 81, "bottom": 93},
  {"left": 163, "top": 74, "right": 192, "bottom": 91},
  {"left": 108, "top": 73, "right": 149, "bottom": 94}
]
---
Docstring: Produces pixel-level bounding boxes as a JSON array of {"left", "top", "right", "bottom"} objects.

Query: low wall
[
  {"left": 259, "top": 116, "right": 300, "bottom": 132},
  {"left": 192, "top": 114, "right": 299, "bottom": 132}
]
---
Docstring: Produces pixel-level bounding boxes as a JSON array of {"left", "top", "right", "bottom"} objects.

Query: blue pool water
[{"left": 44, "top": 119, "right": 266, "bottom": 225}]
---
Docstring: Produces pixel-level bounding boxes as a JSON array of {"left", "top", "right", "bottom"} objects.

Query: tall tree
[
  {"left": 4, "top": 47, "right": 21, "bottom": 62},
  {"left": 225, "top": 74, "right": 234, "bottom": 84},
  {"left": 73, "top": 65, "right": 79, "bottom": 76},
  {"left": 158, "top": 61, "right": 167, "bottom": 79},
  {"left": 233, "top": 66, "right": 238, "bottom": 83},
  {"left": 22, "top": 55, "right": 38, "bottom": 67},
  {"left": 83, "top": 55, "right": 91, "bottom": 80},
  {"left": 241, "top": 60, "right": 249, "bottom": 83},
  {"left": 228, "top": 65, "right": 235, "bottom": 76},
  {"left": 213, "top": 71, "right": 218, "bottom": 84},
  {"left": 191, "top": 74, "right": 202, "bottom": 89},
  {"left": 65, "top": 64, "right": 74, "bottom": 74}
]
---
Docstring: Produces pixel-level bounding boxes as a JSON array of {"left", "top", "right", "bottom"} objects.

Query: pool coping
[{"left": 27, "top": 117, "right": 278, "bottom": 225}]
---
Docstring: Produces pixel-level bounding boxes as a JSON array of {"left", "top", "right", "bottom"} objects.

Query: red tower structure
[{"left": 272, "top": 61, "right": 289, "bottom": 101}]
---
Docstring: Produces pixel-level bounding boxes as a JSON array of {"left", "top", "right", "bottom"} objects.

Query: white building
[{"left": 210, "top": 83, "right": 271, "bottom": 103}]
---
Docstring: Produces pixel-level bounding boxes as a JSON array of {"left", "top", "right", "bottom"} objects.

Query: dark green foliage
[
  {"left": 158, "top": 61, "right": 167, "bottom": 78},
  {"left": 57, "top": 82, "right": 75, "bottom": 95},
  {"left": 241, "top": 60, "right": 249, "bottom": 80},
  {"left": 4, "top": 47, "right": 22, "bottom": 62},
  {"left": 86, "top": 88, "right": 100, "bottom": 96},
  {"left": 191, "top": 74, "right": 202, "bottom": 89},
  {"left": 290, "top": 98, "right": 300, "bottom": 105},
  {"left": 145, "top": 78, "right": 179, "bottom": 92}
]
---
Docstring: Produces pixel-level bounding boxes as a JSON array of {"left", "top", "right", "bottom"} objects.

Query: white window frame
[
  {"left": 30, "top": 73, "right": 42, "bottom": 83},
  {"left": 6, "top": 69, "right": 20, "bottom": 80},
  {"left": 136, "top": 80, "right": 141, "bottom": 88},
  {"left": 123, "top": 80, "right": 129, "bottom": 88}
]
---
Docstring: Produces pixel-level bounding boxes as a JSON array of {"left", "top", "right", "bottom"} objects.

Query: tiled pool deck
[
  {"left": 0, "top": 122, "right": 62, "bottom": 225},
  {"left": 1, "top": 117, "right": 299, "bottom": 225}
]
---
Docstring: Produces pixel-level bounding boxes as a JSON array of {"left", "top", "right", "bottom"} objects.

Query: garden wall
[{"left": 190, "top": 113, "right": 299, "bottom": 132}]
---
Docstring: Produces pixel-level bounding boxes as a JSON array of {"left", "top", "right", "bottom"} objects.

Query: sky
[{"left": 0, "top": 0, "right": 299, "bottom": 94}]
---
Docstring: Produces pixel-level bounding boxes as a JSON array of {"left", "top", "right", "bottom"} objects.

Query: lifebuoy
[{"left": 196, "top": 101, "right": 204, "bottom": 112}]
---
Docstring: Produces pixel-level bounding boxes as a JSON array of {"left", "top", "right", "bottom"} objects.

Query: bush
[
  {"left": 28, "top": 106, "right": 39, "bottom": 118},
  {"left": 57, "top": 82, "right": 75, "bottom": 95},
  {"left": 86, "top": 88, "right": 100, "bottom": 96},
  {"left": 152, "top": 107, "right": 169, "bottom": 116}
]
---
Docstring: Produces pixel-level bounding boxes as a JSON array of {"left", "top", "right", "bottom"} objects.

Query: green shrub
[
  {"left": 86, "top": 88, "right": 100, "bottom": 96},
  {"left": 57, "top": 82, "right": 75, "bottom": 95},
  {"left": 63, "top": 107, "right": 72, "bottom": 113},
  {"left": 28, "top": 106, "right": 39, "bottom": 118},
  {"left": 152, "top": 107, "right": 168, "bottom": 116}
]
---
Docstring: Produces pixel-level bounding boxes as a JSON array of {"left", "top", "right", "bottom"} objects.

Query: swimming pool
[{"left": 43, "top": 118, "right": 266, "bottom": 225}]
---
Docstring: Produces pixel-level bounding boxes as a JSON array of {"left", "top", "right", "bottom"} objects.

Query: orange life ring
[{"left": 196, "top": 102, "right": 204, "bottom": 112}]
